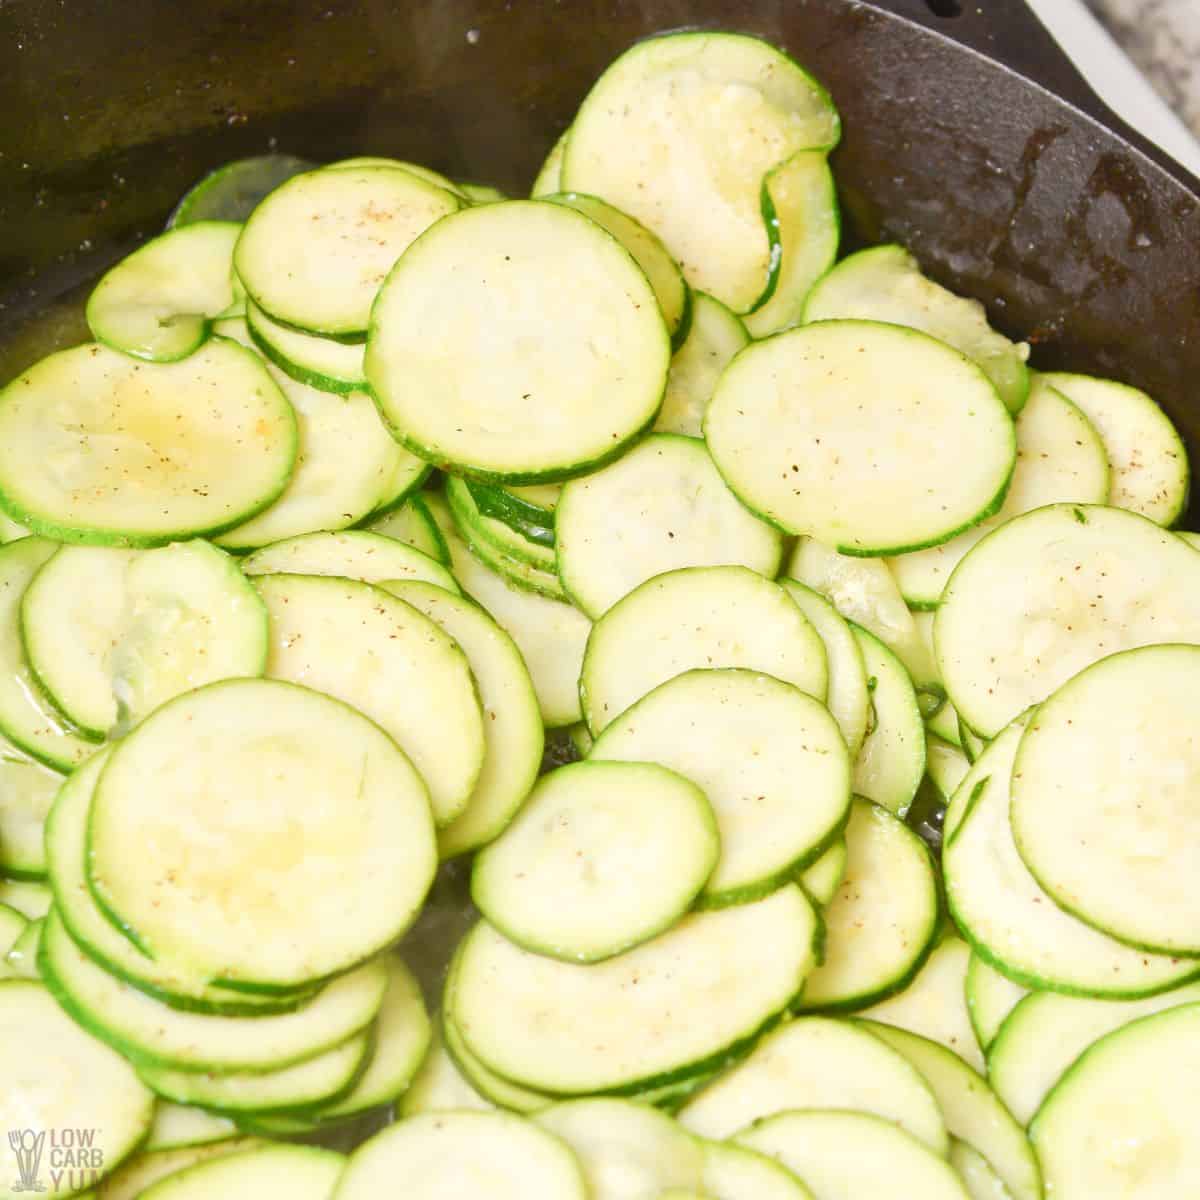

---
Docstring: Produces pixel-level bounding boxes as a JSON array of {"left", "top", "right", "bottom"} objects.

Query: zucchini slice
[
  {"left": 88, "top": 679, "right": 437, "bottom": 990},
  {"left": 797, "top": 839, "right": 848, "bottom": 907},
  {"left": 864, "top": 1021, "right": 1042, "bottom": 1200},
  {"left": 449, "top": 885, "right": 818, "bottom": 1095},
  {"left": 545, "top": 191, "right": 691, "bottom": 343},
  {"left": 705, "top": 320, "right": 1016, "bottom": 555},
  {"left": 796, "top": 797, "right": 939, "bottom": 1012},
  {"left": 22, "top": 540, "right": 267, "bottom": 738},
  {"left": 556, "top": 434, "right": 784, "bottom": 618},
  {"left": 950, "top": 1139, "right": 1013, "bottom": 1200},
  {"left": 234, "top": 166, "right": 461, "bottom": 338},
  {"left": 335, "top": 1110, "right": 588, "bottom": 1200},
  {"left": 86, "top": 222, "right": 241, "bottom": 362},
  {"left": 0, "top": 339, "right": 297, "bottom": 547},
  {"left": 144, "top": 1104, "right": 238, "bottom": 1152},
  {"left": 445, "top": 476, "right": 560, "bottom": 577},
  {"left": 590, "top": 669, "right": 850, "bottom": 908},
  {"left": 364, "top": 495, "right": 450, "bottom": 565},
  {"left": 988, "top": 980, "right": 1200, "bottom": 1127},
  {"left": 399, "top": 1023, "right": 494, "bottom": 1117},
  {"left": 702, "top": 1140, "right": 814, "bottom": 1200},
  {"left": 137, "top": 1146, "right": 344, "bottom": 1199},
  {"left": 535, "top": 1098, "right": 706, "bottom": 1197},
  {"left": 803, "top": 244, "right": 1031, "bottom": 414},
  {"left": 862, "top": 936, "right": 984, "bottom": 1073},
  {"left": 168, "top": 154, "right": 314, "bottom": 226},
  {"left": 1043, "top": 371, "right": 1189, "bottom": 527},
  {"left": 0, "top": 979, "right": 154, "bottom": 1188},
  {"left": 473, "top": 761, "right": 719, "bottom": 962},
  {"left": 367, "top": 200, "right": 669, "bottom": 482},
  {"left": 215, "top": 365, "right": 421, "bottom": 550},
  {"left": 442, "top": 1007, "right": 551, "bottom": 1114},
  {"left": 562, "top": 31, "right": 839, "bottom": 313},
  {"left": 430, "top": 494, "right": 591, "bottom": 728},
  {"left": 737, "top": 1110, "right": 969, "bottom": 1200},
  {"left": 463, "top": 480, "right": 558, "bottom": 547},
  {"left": 655, "top": 292, "right": 749, "bottom": 438},
  {"left": 256, "top": 573, "right": 485, "bottom": 827},
  {"left": 888, "top": 375, "right": 1110, "bottom": 608},
  {"left": 0, "top": 734, "right": 62, "bottom": 879},
  {"left": 4, "top": 917, "right": 42, "bottom": 978},
  {"left": 943, "top": 721, "right": 1198, "bottom": 997},
  {"left": 1030, "top": 1004, "right": 1200, "bottom": 1200},
  {"left": 742, "top": 150, "right": 839, "bottom": 340},
  {"left": 41, "top": 909, "right": 386, "bottom": 1073},
  {"left": 531, "top": 131, "right": 568, "bottom": 197},
  {"left": 1010, "top": 643, "right": 1200, "bottom": 955},
  {"left": 935, "top": 503, "right": 1200, "bottom": 737},
  {"left": 850, "top": 626, "right": 926, "bottom": 818},
  {"left": 97, "top": 1138, "right": 266, "bottom": 1200},
  {"left": 781, "top": 582, "right": 870, "bottom": 758},
  {"left": 0, "top": 878, "right": 51, "bottom": 920},
  {"left": 965, "top": 952, "right": 1028, "bottom": 1052},
  {"left": 581, "top": 565, "right": 827, "bottom": 734},
  {"left": 241, "top": 528, "right": 459, "bottom": 593},
  {"left": 678, "top": 1015, "right": 949, "bottom": 1154},
  {"left": 381, "top": 580, "right": 543, "bottom": 859},
  {"left": 245, "top": 299, "right": 366, "bottom": 394}
]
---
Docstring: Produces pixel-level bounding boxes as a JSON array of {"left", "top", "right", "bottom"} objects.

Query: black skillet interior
[{"left": 0, "top": 0, "right": 1197, "bottom": 527}]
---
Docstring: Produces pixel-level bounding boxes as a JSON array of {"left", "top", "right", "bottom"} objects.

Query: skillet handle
[{"left": 858, "top": 0, "right": 1125, "bottom": 131}]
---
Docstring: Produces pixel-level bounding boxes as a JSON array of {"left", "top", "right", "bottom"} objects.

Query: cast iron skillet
[{"left": 1, "top": 0, "right": 1198, "bottom": 529}]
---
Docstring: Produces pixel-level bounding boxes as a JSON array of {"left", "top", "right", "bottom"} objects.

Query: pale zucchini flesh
[
  {"left": 256, "top": 573, "right": 486, "bottom": 827},
  {"left": 581, "top": 565, "right": 827, "bottom": 735},
  {"left": 366, "top": 200, "right": 669, "bottom": 482},
  {"left": 797, "top": 798, "right": 939, "bottom": 1011},
  {"left": 702, "top": 1140, "right": 815, "bottom": 1200},
  {"left": 0, "top": 734, "right": 62, "bottom": 879},
  {"left": 935, "top": 503, "right": 1200, "bottom": 737},
  {"left": 0, "top": 340, "right": 297, "bottom": 547},
  {"left": 678, "top": 1015, "right": 949, "bottom": 1154},
  {"left": 796, "top": 839, "right": 848, "bottom": 907},
  {"left": 168, "top": 153, "right": 314, "bottom": 226},
  {"left": 144, "top": 1103, "right": 238, "bottom": 1152},
  {"left": 555, "top": 434, "right": 784, "bottom": 618},
  {"left": 364, "top": 494, "right": 449, "bottom": 565},
  {"left": 88, "top": 679, "right": 436, "bottom": 989},
  {"left": 706, "top": 320, "right": 1016, "bottom": 555},
  {"left": 95, "top": 1138, "right": 265, "bottom": 1200},
  {"left": 245, "top": 298, "right": 366, "bottom": 394},
  {"left": 966, "top": 953, "right": 1029, "bottom": 1051},
  {"left": 472, "top": 761, "right": 719, "bottom": 962},
  {"left": 590, "top": 669, "right": 850, "bottom": 907},
  {"left": 562, "top": 32, "right": 840, "bottom": 312},
  {"left": 335, "top": 1110, "right": 589, "bottom": 1200},
  {"left": 137, "top": 1145, "right": 345, "bottom": 1199},
  {"left": 399, "top": 1023, "right": 495, "bottom": 1117},
  {"left": 450, "top": 885, "right": 818, "bottom": 1095},
  {"left": 441, "top": 1007, "right": 551, "bottom": 1114}
]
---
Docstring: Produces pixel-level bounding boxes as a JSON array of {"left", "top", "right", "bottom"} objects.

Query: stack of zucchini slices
[{"left": 0, "top": 26, "right": 1196, "bottom": 1200}]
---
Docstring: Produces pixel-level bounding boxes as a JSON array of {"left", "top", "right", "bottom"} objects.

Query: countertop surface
[{"left": 1087, "top": 0, "right": 1200, "bottom": 135}]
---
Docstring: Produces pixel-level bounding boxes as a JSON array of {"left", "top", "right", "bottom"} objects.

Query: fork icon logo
[{"left": 9, "top": 1129, "right": 46, "bottom": 1193}]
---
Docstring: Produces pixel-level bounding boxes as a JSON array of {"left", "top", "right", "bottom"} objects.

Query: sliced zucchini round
[
  {"left": 590, "top": 669, "right": 850, "bottom": 907},
  {"left": 655, "top": 292, "right": 749, "bottom": 438},
  {"left": 864, "top": 1021, "right": 1042, "bottom": 1200},
  {"left": 702, "top": 1140, "right": 814, "bottom": 1200},
  {"left": 381, "top": 580, "right": 543, "bottom": 858},
  {"left": 256, "top": 573, "right": 485, "bottom": 827},
  {"left": 1043, "top": 371, "right": 1189, "bottom": 527},
  {"left": 562, "top": 31, "right": 839, "bottom": 313},
  {"left": 88, "top": 678, "right": 437, "bottom": 990},
  {"left": 367, "top": 200, "right": 669, "bottom": 483},
  {"left": 862, "top": 936, "right": 983, "bottom": 1073},
  {"left": 888, "top": 374, "right": 1110, "bottom": 608},
  {"left": 0, "top": 878, "right": 51, "bottom": 920},
  {"left": 850, "top": 625, "right": 926, "bottom": 818},
  {"left": 241, "top": 528, "right": 459, "bottom": 593},
  {"left": 168, "top": 154, "right": 315, "bottom": 226},
  {"left": 965, "top": 952, "right": 1028, "bottom": 1052},
  {"left": 444, "top": 476, "right": 559, "bottom": 576},
  {"left": 139, "top": 1145, "right": 345, "bottom": 1200},
  {"left": 988, "top": 981, "right": 1200, "bottom": 1128},
  {"left": 144, "top": 1104, "right": 238, "bottom": 1152},
  {"left": 449, "top": 885, "right": 818, "bottom": 1095},
  {"left": 678, "top": 1015, "right": 949, "bottom": 1154},
  {"left": 245, "top": 299, "right": 366, "bottom": 394},
  {"left": 336, "top": 1110, "right": 588, "bottom": 1200},
  {"left": 705, "top": 320, "right": 1016, "bottom": 555},
  {"left": 463, "top": 480, "right": 558, "bottom": 547},
  {"left": 935, "top": 503, "right": 1200, "bottom": 738},
  {"left": 545, "top": 191, "right": 690, "bottom": 342},
  {"left": 41, "top": 909, "right": 386, "bottom": 1073},
  {"left": 234, "top": 166, "right": 461, "bottom": 338},
  {"left": 950, "top": 1139, "right": 1013, "bottom": 1200},
  {"left": 797, "top": 838, "right": 848, "bottom": 907},
  {"left": 556, "top": 434, "right": 783, "bottom": 618},
  {"left": 1030, "top": 1003, "right": 1200, "bottom": 1200},
  {"left": 215, "top": 368, "right": 421, "bottom": 550},
  {"left": 0, "top": 339, "right": 297, "bottom": 547},
  {"left": 97, "top": 1138, "right": 266, "bottom": 1200},
  {"left": 0, "top": 734, "right": 62, "bottom": 879},
  {"left": 364, "top": 495, "right": 450, "bottom": 565},
  {"left": 87, "top": 222, "right": 241, "bottom": 362},
  {"left": 1011, "top": 643, "right": 1200, "bottom": 955},
  {"left": 797, "top": 797, "right": 939, "bottom": 1012},
  {"left": 473, "top": 761, "right": 719, "bottom": 962},
  {"left": 22, "top": 540, "right": 268, "bottom": 738},
  {"left": 399, "top": 1023, "right": 494, "bottom": 1117},
  {"left": 803, "top": 244, "right": 1031, "bottom": 414},
  {"left": 441, "top": 1007, "right": 551, "bottom": 1114},
  {"left": 0, "top": 979, "right": 154, "bottom": 1189},
  {"left": 737, "top": 1109, "right": 969, "bottom": 1200},
  {"left": 581, "top": 565, "right": 827, "bottom": 735},
  {"left": 943, "top": 721, "right": 1197, "bottom": 997},
  {"left": 531, "top": 131, "right": 568, "bottom": 197}
]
